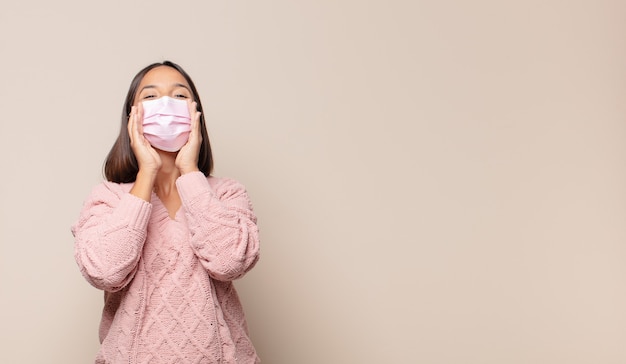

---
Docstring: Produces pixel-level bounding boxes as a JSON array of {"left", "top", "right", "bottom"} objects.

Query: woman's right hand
[
  {"left": 128, "top": 104, "right": 160, "bottom": 201},
  {"left": 128, "top": 104, "right": 162, "bottom": 175}
]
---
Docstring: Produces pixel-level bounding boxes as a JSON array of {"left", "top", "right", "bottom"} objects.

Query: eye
[
  {"left": 142, "top": 94, "right": 156, "bottom": 99},
  {"left": 175, "top": 94, "right": 189, "bottom": 99}
]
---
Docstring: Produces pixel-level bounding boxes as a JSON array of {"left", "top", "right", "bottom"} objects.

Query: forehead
[{"left": 139, "top": 66, "right": 189, "bottom": 88}]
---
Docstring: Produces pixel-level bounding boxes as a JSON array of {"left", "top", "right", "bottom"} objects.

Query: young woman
[{"left": 72, "top": 61, "right": 261, "bottom": 363}]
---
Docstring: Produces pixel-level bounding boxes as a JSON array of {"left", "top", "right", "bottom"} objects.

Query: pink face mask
[{"left": 141, "top": 96, "right": 191, "bottom": 152}]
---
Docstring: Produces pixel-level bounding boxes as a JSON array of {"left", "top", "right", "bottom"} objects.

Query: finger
[
  {"left": 128, "top": 106, "right": 136, "bottom": 144},
  {"left": 185, "top": 110, "right": 200, "bottom": 145},
  {"left": 193, "top": 111, "right": 202, "bottom": 142},
  {"left": 187, "top": 101, "right": 201, "bottom": 141},
  {"left": 189, "top": 101, "right": 200, "bottom": 122},
  {"left": 136, "top": 102, "right": 145, "bottom": 136}
]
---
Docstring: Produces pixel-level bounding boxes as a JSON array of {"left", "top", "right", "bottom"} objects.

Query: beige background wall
[{"left": 1, "top": 1, "right": 625, "bottom": 363}]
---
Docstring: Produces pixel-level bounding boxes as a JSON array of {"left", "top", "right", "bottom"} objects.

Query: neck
[{"left": 154, "top": 152, "right": 180, "bottom": 197}]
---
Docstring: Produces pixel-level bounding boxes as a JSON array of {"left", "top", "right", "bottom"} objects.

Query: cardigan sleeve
[
  {"left": 176, "top": 172, "right": 260, "bottom": 281},
  {"left": 71, "top": 182, "right": 152, "bottom": 292}
]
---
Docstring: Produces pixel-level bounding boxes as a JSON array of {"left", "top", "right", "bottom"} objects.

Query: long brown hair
[{"left": 104, "top": 61, "right": 213, "bottom": 183}]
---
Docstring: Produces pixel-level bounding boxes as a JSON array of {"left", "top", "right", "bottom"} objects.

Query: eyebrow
[{"left": 139, "top": 83, "right": 191, "bottom": 93}]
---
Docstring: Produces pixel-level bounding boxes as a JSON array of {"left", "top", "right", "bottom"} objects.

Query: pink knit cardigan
[{"left": 72, "top": 172, "right": 261, "bottom": 363}]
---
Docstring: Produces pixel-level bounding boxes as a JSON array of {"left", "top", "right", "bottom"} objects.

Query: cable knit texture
[{"left": 72, "top": 172, "right": 261, "bottom": 363}]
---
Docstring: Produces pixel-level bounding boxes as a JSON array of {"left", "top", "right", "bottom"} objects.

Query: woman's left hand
[{"left": 176, "top": 100, "right": 202, "bottom": 174}]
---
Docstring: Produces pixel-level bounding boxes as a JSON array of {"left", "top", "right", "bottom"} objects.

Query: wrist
[
  {"left": 179, "top": 166, "right": 200, "bottom": 175},
  {"left": 131, "top": 169, "right": 157, "bottom": 201},
  {"left": 137, "top": 167, "right": 159, "bottom": 179}
]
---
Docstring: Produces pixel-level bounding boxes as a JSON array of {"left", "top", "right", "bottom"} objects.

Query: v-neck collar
[{"left": 151, "top": 192, "right": 182, "bottom": 222}]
